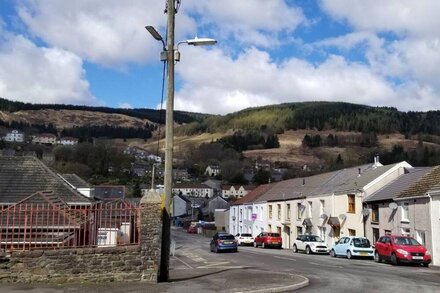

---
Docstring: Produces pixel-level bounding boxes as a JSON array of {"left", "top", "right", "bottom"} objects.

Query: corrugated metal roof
[{"left": 365, "top": 167, "right": 433, "bottom": 202}]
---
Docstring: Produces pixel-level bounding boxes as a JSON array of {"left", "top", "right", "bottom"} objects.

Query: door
[{"left": 284, "top": 226, "right": 291, "bottom": 249}]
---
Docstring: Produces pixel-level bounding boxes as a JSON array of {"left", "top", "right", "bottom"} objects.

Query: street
[{"left": 171, "top": 229, "right": 440, "bottom": 292}]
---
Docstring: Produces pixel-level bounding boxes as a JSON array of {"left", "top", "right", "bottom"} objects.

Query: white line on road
[
  {"left": 196, "top": 261, "right": 230, "bottom": 268},
  {"left": 172, "top": 256, "right": 193, "bottom": 269},
  {"left": 274, "top": 256, "right": 297, "bottom": 261}
]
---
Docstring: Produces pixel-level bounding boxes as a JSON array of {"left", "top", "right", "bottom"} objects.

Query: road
[{"left": 171, "top": 229, "right": 440, "bottom": 292}]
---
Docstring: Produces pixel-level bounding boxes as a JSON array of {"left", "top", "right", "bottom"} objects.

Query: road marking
[
  {"left": 172, "top": 256, "right": 193, "bottom": 269},
  {"left": 309, "top": 262, "right": 343, "bottom": 268},
  {"left": 274, "top": 256, "right": 297, "bottom": 261},
  {"left": 196, "top": 261, "right": 230, "bottom": 268}
]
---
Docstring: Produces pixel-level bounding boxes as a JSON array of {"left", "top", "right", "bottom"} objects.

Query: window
[
  {"left": 401, "top": 202, "right": 409, "bottom": 222},
  {"left": 416, "top": 230, "right": 426, "bottom": 246},
  {"left": 277, "top": 204, "right": 281, "bottom": 220},
  {"left": 372, "top": 204, "right": 379, "bottom": 222},
  {"left": 269, "top": 205, "right": 273, "bottom": 219},
  {"left": 372, "top": 228, "right": 380, "bottom": 243},
  {"left": 401, "top": 227, "right": 410, "bottom": 236},
  {"left": 348, "top": 194, "right": 355, "bottom": 213},
  {"left": 297, "top": 203, "right": 302, "bottom": 220},
  {"left": 384, "top": 230, "right": 392, "bottom": 235},
  {"left": 348, "top": 229, "right": 356, "bottom": 236},
  {"left": 268, "top": 224, "right": 272, "bottom": 232},
  {"left": 296, "top": 226, "right": 303, "bottom": 237},
  {"left": 320, "top": 200, "right": 325, "bottom": 215},
  {"left": 287, "top": 204, "right": 291, "bottom": 219},
  {"left": 308, "top": 201, "right": 313, "bottom": 217},
  {"left": 277, "top": 226, "right": 281, "bottom": 235},
  {"left": 319, "top": 226, "right": 326, "bottom": 241}
]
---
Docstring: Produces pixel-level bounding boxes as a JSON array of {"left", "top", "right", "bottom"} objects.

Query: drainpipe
[{"left": 427, "top": 193, "right": 436, "bottom": 265}]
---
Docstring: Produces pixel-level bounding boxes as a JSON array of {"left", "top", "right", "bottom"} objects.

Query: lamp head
[
  {"left": 186, "top": 37, "right": 217, "bottom": 46},
  {"left": 145, "top": 26, "right": 163, "bottom": 41}
]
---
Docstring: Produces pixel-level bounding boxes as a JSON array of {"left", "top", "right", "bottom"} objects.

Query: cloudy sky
[{"left": 1, "top": 0, "right": 440, "bottom": 114}]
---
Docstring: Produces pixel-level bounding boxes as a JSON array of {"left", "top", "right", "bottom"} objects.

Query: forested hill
[
  {"left": 176, "top": 102, "right": 440, "bottom": 136},
  {"left": 0, "top": 97, "right": 209, "bottom": 124}
]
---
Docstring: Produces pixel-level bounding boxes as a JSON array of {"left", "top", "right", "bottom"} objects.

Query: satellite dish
[
  {"left": 339, "top": 214, "right": 347, "bottom": 221},
  {"left": 361, "top": 209, "right": 370, "bottom": 216},
  {"left": 320, "top": 214, "right": 328, "bottom": 219},
  {"left": 389, "top": 202, "right": 398, "bottom": 210}
]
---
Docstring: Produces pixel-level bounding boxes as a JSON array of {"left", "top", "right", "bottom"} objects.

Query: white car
[
  {"left": 330, "top": 236, "right": 374, "bottom": 259},
  {"left": 293, "top": 235, "right": 330, "bottom": 254},
  {"left": 235, "top": 233, "right": 254, "bottom": 246}
]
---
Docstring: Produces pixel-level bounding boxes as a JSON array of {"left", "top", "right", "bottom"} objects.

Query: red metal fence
[{"left": 0, "top": 201, "right": 140, "bottom": 251}]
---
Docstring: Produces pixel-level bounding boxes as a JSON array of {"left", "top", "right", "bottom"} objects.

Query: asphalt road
[{"left": 172, "top": 229, "right": 440, "bottom": 293}]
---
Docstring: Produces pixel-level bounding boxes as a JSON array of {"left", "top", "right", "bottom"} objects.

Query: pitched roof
[
  {"left": 173, "top": 183, "right": 211, "bottom": 189},
  {"left": 93, "top": 186, "right": 125, "bottom": 200},
  {"left": 0, "top": 156, "right": 92, "bottom": 205},
  {"left": 231, "top": 184, "right": 276, "bottom": 205},
  {"left": 397, "top": 166, "right": 440, "bottom": 199},
  {"left": 365, "top": 167, "right": 432, "bottom": 202},
  {"left": 60, "top": 173, "right": 91, "bottom": 189}
]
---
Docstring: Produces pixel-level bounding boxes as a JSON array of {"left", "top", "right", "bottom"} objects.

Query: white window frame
[{"left": 401, "top": 202, "right": 409, "bottom": 222}]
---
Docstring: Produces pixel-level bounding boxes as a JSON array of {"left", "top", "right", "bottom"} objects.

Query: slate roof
[
  {"left": 173, "top": 183, "right": 211, "bottom": 189},
  {"left": 365, "top": 167, "right": 432, "bottom": 202},
  {"left": 60, "top": 173, "right": 91, "bottom": 189},
  {"left": 231, "top": 184, "right": 276, "bottom": 205},
  {"left": 253, "top": 162, "right": 407, "bottom": 202},
  {"left": 397, "top": 166, "right": 440, "bottom": 199},
  {"left": 0, "top": 156, "right": 92, "bottom": 205},
  {"left": 93, "top": 186, "right": 125, "bottom": 201}
]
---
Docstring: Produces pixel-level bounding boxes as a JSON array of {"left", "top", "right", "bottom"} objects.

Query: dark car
[
  {"left": 210, "top": 233, "right": 238, "bottom": 253},
  {"left": 374, "top": 235, "right": 431, "bottom": 267},
  {"left": 253, "top": 232, "right": 282, "bottom": 249}
]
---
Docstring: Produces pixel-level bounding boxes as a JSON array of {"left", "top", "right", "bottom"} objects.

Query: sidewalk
[{"left": 0, "top": 267, "right": 308, "bottom": 293}]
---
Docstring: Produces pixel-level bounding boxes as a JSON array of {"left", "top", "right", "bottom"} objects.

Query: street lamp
[{"left": 145, "top": 1, "right": 216, "bottom": 282}]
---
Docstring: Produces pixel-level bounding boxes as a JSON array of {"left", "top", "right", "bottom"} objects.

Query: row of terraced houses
[{"left": 227, "top": 157, "right": 440, "bottom": 266}]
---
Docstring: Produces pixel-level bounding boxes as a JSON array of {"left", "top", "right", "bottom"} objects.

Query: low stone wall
[
  {"left": 0, "top": 246, "right": 142, "bottom": 283},
  {"left": 0, "top": 191, "right": 163, "bottom": 284}
]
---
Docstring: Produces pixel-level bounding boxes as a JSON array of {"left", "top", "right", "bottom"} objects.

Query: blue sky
[{"left": 1, "top": 1, "right": 440, "bottom": 114}]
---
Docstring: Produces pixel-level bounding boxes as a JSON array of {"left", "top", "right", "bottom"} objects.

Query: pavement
[{"left": 0, "top": 266, "right": 308, "bottom": 293}]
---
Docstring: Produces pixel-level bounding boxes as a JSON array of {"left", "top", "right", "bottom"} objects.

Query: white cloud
[
  {"left": 17, "top": 0, "right": 197, "bottom": 67},
  {"left": 173, "top": 46, "right": 440, "bottom": 114},
  {"left": 183, "top": 0, "right": 305, "bottom": 47},
  {"left": 0, "top": 31, "right": 98, "bottom": 105},
  {"left": 118, "top": 103, "right": 133, "bottom": 109}
]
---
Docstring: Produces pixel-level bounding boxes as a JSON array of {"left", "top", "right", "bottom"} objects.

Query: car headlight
[
  {"left": 396, "top": 249, "right": 409, "bottom": 255},
  {"left": 425, "top": 250, "right": 431, "bottom": 256},
  {"left": 310, "top": 243, "right": 316, "bottom": 247}
]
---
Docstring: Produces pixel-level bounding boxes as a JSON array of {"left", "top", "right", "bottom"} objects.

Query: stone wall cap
[{"left": 140, "top": 190, "right": 161, "bottom": 204}]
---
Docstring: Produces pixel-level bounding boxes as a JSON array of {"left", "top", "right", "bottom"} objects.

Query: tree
[
  {"left": 132, "top": 182, "right": 142, "bottom": 197},
  {"left": 253, "top": 169, "right": 272, "bottom": 184}
]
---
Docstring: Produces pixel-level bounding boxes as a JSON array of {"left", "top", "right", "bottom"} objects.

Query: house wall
[
  {"left": 229, "top": 206, "right": 240, "bottom": 236},
  {"left": 430, "top": 194, "right": 440, "bottom": 266},
  {"left": 172, "top": 196, "right": 187, "bottom": 217},
  {"left": 252, "top": 202, "right": 267, "bottom": 238},
  {"left": 365, "top": 201, "right": 398, "bottom": 243},
  {"left": 242, "top": 204, "right": 254, "bottom": 234}
]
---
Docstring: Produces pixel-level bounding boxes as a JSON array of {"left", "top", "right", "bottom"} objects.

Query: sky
[{"left": 1, "top": 0, "right": 440, "bottom": 115}]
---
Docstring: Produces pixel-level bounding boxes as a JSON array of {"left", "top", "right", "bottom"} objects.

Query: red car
[
  {"left": 253, "top": 232, "right": 282, "bottom": 249},
  {"left": 374, "top": 235, "right": 431, "bottom": 267},
  {"left": 187, "top": 226, "right": 197, "bottom": 234}
]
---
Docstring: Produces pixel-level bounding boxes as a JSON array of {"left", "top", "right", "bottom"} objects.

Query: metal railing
[{"left": 0, "top": 201, "right": 140, "bottom": 251}]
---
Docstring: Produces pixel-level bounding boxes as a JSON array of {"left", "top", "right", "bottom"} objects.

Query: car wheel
[
  {"left": 306, "top": 246, "right": 311, "bottom": 255},
  {"left": 253, "top": 242, "right": 258, "bottom": 248},
  {"left": 347, "top": 250, "right": 352, "bottom": 259},
  {"left": 374, "top": 252, "right": 382, "bottom": 263},
  {"left": 422, "top": 262, "right": 429, "bottom": 268},
  {"left": 330, "top": 249, "right": 336, "bottom": 257},
  {"left": 391, "top": 253, "right": 399, "bottom": 265},
  {"left": 262, "top": 242, "right": 266, "bottom": 249},
  {"left": 234, "top": 248, "right": 238, "bottom": 253},
  {"left": 214, "top": 246, "right": 219, "bottom": 253},
  {"left": 293, "top": 244, "right": 298, "bottom": 253}
]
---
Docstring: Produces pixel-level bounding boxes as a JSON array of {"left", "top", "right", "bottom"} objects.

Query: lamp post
[{"left": 145, "top": 0, "right": 216, "bottom": 282}]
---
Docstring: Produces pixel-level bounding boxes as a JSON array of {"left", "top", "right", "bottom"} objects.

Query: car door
[
  {"left": 255, "top": 233, "right": 263, "bottom": 245},
  {"left": 335, "top": 237, "right": 347, "bottom": 255},
  {"left": 297, "top": 235, "right": 305, "bottom": 251},
  {"left": 382, "top": 236, "right": 393, "bottom": 259}
]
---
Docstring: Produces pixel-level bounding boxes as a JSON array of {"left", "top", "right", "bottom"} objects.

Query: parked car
[
  {"left": 210, "top": 232, "right": 238, "bottom": 253},
  {"left": 235, "top": 233, "right": 254, "bottom": 246},
  {"left": 293, "top": 235, "right": 329, "bottom": 254},
  {"left": 253, "top": 232, "right": 282, "bottom": 249},
  {"left": 330, "top": 236, "right": 374, "bottom": 259},
  {"left": 187, "top": 226, "right": 197, "bottom": 234},
  {"left": 374, "top": 235, "right": 431, "bottom": 267}
]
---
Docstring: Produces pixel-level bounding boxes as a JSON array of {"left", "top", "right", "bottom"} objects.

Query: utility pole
[{"left": 160, "top": 0, "right": 175, "bottom": 283}]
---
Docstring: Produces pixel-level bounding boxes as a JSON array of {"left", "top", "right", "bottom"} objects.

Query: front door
[{"left": 284, "top": 226, "right": 291, "bottom": 249}]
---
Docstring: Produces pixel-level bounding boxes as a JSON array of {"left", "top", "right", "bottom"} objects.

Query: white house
[
  {"left": 205, "top": 165, "right": 221, "bottom": 177},
  {"left": 59, "top": 137, "right": 78, "bottom": 145},
  {"left": 32, "top": 133, "right": 57, "bottom": 145},
  {"left": 221, "top": 185, "right": 255, "bottom": 199},
  {"left": 147, "top": 154, "right": 162, "bottom": 163},
  {"left": 4, "top": 130, "right": 24, "bottom": 142},
  {"left": 172, "top": 183, "right": 214, "bottom": 198}
]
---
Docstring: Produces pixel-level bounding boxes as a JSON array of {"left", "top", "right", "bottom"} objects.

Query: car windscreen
[
  {"left": 268, "top": 233, "right": 280, "bottom": 237},
  {"left": 241, "top": 234, "right": 252, "bottom": 237},
  {"left": 219, "top": 235, "right": 235, "bottom": 240},
  {"left": 353, "top": 238, "right": 371, "bottom": 248},
  {"left": 394, "top": 237, "right": 420, "bottom": 246},
  {"left": 305, "top": 236, "right": 322, "bottom": 242}
]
